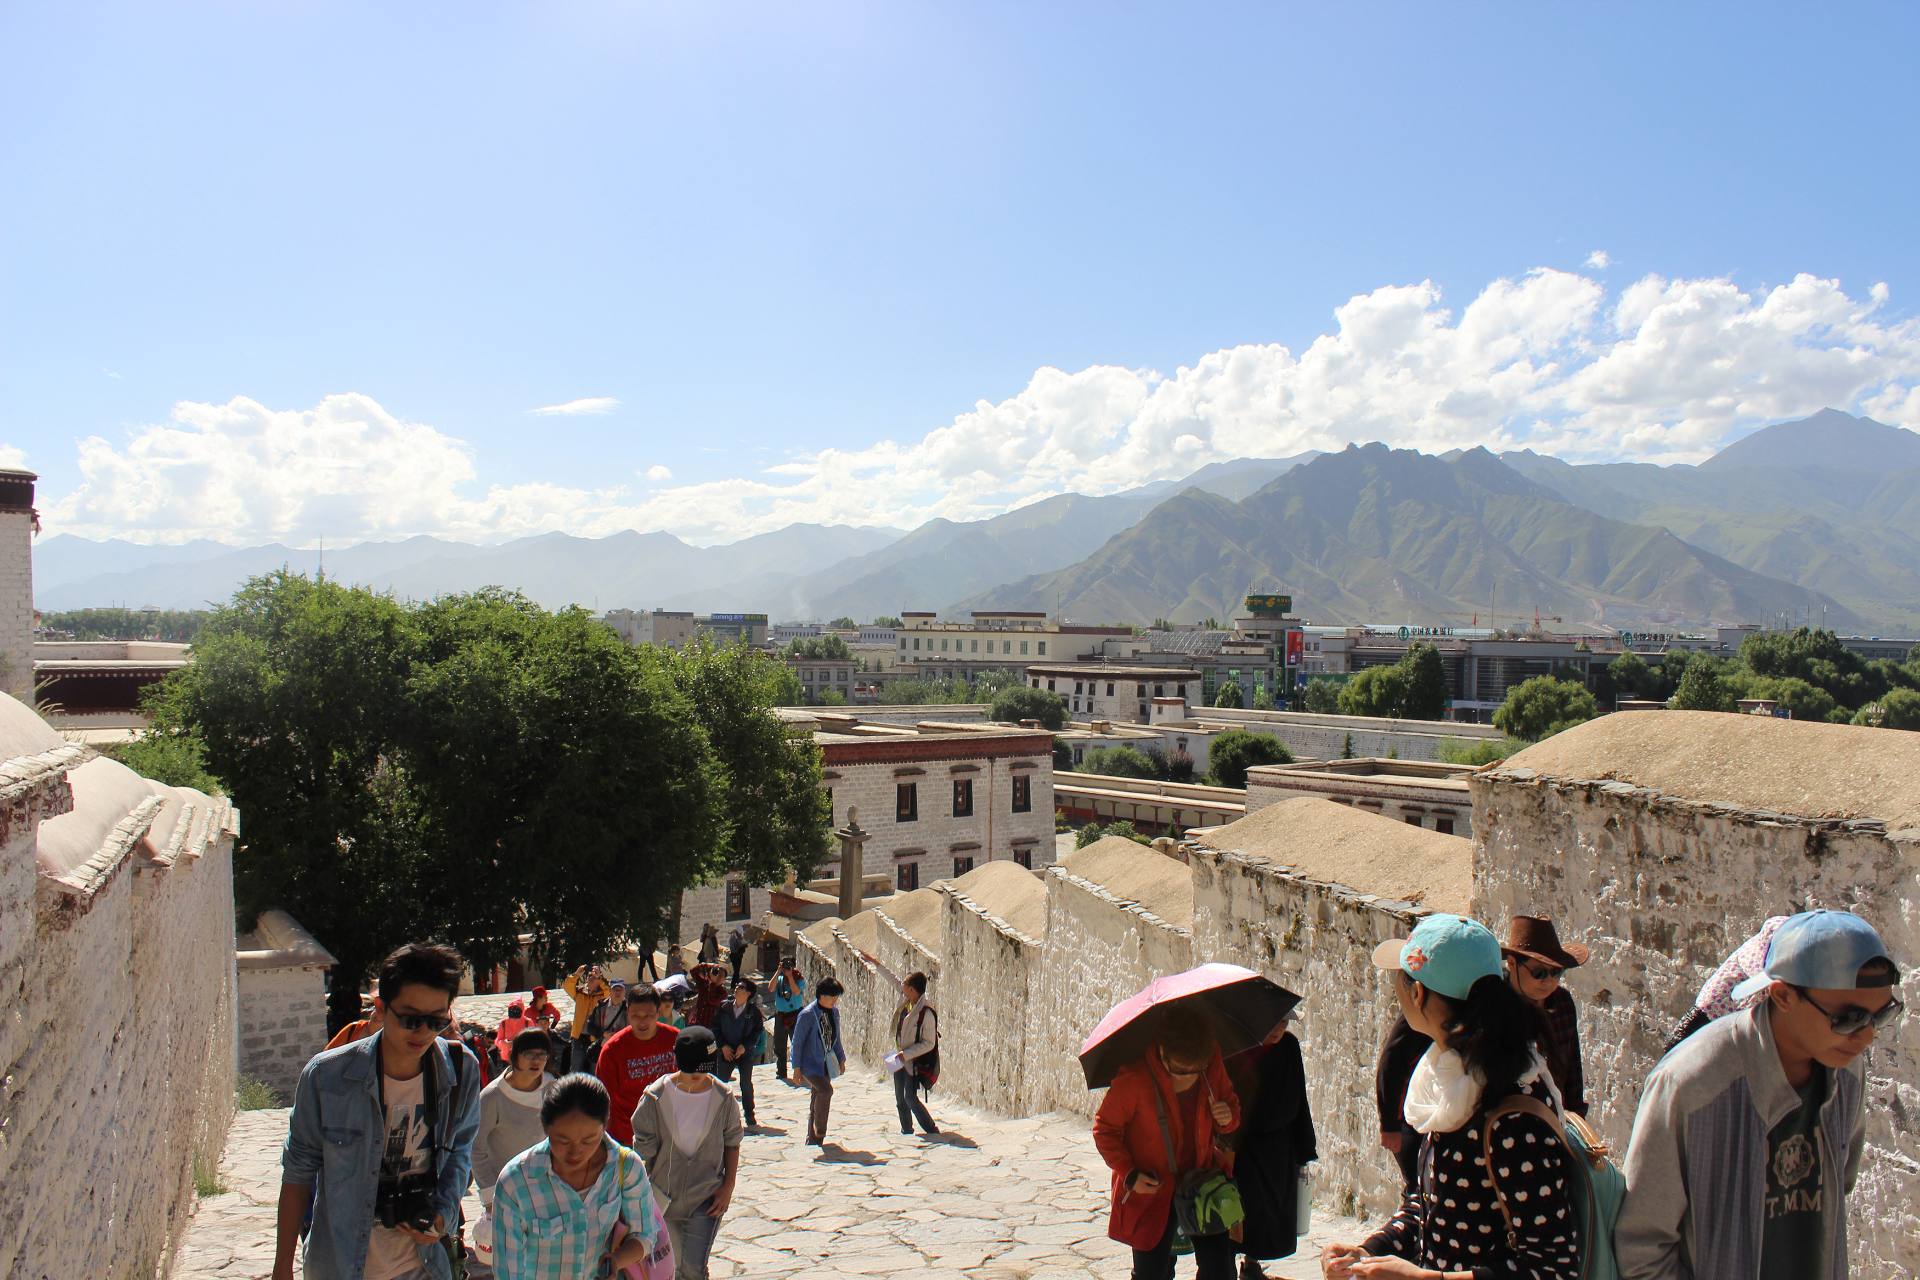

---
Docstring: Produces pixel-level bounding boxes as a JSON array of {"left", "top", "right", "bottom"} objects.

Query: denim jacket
[
  {"left": 282, "top": 1031, "right": 483, "bottom": 1280},
  {"left": 789, "top": 1000, "right": 844, "bottom": 1080}
]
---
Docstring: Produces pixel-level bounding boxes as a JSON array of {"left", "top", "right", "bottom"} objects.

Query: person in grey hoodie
[
  {"left": 474, "top": 1029, "right": 555, "bottom": 1206},
  {"left": 630, "top": 1026, "right": 744, "bottom": 1280},
  {"left": 1618, "top": 910, "right": 1903, "bottom": 1280}
]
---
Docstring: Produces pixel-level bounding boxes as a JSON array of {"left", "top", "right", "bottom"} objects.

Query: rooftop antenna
[{"left": 317, "top": 534, "right": 324, "bottom": 582}]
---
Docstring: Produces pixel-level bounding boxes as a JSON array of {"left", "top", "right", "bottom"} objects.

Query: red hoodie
[{"left": 593, "top": 1024, "right": 680, "bottom": 1143}]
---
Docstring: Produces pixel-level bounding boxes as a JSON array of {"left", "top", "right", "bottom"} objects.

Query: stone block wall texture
[
  {"left": 1023, "top": 866, "right": 1194, "bottom": 1120},
  {"left": 0, "top": 809, "right": 236, "bottom": 1280},
  {"left": 935, "top": 883, "right": 1040, "bottom": 1114},
  {"left": 1472, "top": 772, "right": 1920, "bottom": 1280},
  {"left": 827, "top": 755, "right": 1056, "bottom": 886},
  {"left": 1187, "top": 846, "right": 1417, "bottom": 1221},
  {"left": 237, "top": 964, "right": 330, "bottom": 1102},
  {"left": 0, "top": 508, "right": 34, "bottom": 703}
]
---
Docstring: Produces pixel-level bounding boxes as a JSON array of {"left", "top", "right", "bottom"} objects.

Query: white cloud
[
  {"left": 530, "top": 397, "right": 619, "bottom": 416},
  {"left": 39, "top": 266, "right": 1920, "bottom": 546},
  {"left": 1585, "top": 249, "right": 1611, "bottom": 269},
  {"left": 0, "top": 445, "right": 27, "bottom": 469}
]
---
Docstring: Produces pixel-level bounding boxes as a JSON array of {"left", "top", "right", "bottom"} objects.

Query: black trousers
[
  {"left": 893, "top": 1066, "right": 937, "bottom": 1133},
  {"left": 1132, "top": 1219, "right": 1235, "bottom": 1280},
  {"left": 714, "top": 1056, "right": 755, "bottom": 1123}
]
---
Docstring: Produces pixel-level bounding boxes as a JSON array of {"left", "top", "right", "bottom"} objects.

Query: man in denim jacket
[{"left": 275, "top": 943, "right": 483, "bottom": 1280}]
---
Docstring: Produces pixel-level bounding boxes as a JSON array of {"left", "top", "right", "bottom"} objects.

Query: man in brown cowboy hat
[{"left": 1502, "top": 914, "right": 1590, "bottom": 1116}]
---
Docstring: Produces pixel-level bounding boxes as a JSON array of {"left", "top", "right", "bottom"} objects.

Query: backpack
[
  {"left": 1148, "top": 1078, "right": 1244, "bottom": 1241},
  {"left": 1482, "top": 1096, "right": 1624, "bottom": 1280},
  {"left": 908, "top": 1004, "right": 940, "bottom": 1089}
]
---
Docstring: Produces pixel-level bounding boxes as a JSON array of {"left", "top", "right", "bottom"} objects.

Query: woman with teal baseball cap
[{"left": 1321, "top": 914, "right": 1581, "bottom": 1280}]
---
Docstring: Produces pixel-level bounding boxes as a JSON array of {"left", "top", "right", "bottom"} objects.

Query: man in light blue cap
[{"left": 1618, "top": 909, "right": 1903, "bottom": 1280}]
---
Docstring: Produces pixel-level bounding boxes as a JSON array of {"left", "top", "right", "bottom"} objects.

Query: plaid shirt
[{"left": 493, "top": 1134, "right": 659, "bottom": 1280}]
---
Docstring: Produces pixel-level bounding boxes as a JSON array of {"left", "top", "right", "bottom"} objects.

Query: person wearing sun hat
[
  {"left": 1321, "top": 914, "right": 1582, "bottom": 1279},
  {"left": 1502, "top": 915, "right": 1591, "bottom": 1117},
  {"left": 1617, "top": 909, "right": 1903, "bottom": 1280}
]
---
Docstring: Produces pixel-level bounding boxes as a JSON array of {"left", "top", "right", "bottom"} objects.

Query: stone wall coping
[
  {"left": 828, "top": 922, "right": 882, "bottom": 975},
  {"left": 0, "top": 742, "right": 86, "bottom": 805},
  {"left": 936, "top": 880, "right": 1044, "bottom": 949},
  {"left": 41, "top": 791, "right": 166, "bottom": 902},
  {"left": 1185, "top": 842, "right": 1433, "bottom": 925},
  {"left": 1474, "top": 770, "right": 1920, "bottom": 849},
  {"left": 1043, "top": 863, "right": 1193, "bottom": 938},
  {"left": 237, "top": 909, "right": 339, "bottom": 971},
  {"left": 871, "top": 906, "right": 940, "bottom": 966}
]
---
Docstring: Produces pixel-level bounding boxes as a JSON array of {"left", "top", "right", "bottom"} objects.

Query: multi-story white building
[
  {"left": 1026, "top": 663, "right": 1202, "bottom": 724},
  {"left": 602, "top": 609, "right": 696, "bottom": 650},
  {"left": 788, "top": 656, "right": 858, "bottom": 702},
  {"left": 893, "top": 611, "right": 1131, "bottom": 681},
  {"left": 677, "top": 716, "right": 1058, "bottom": 949}
]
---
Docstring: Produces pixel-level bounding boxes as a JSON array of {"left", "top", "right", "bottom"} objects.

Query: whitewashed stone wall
[
  {"left": 236, "top": 912, "right": 335, "bottom": 1102},
  {"left": 1187, "top": 845, "right": 1420, "bottom": 1220},
  {"left": 1472, "top": 770, "right": 1920, "bottom": 1280},
  {"left": 1024, "top": 864, "right": 1194, "bottom": 1119},
  {"left": 0, "top": 501, "right": 34, "bottom": 704},
  {"left": 0, "top": 787, "right": 238, "bottom": 1280},
  {"left": 1183, "top": 709, "right": 1501, "bottom": 764},
  {"left": 936, "top": 882, "right": 1041, "bottom": 1113}
]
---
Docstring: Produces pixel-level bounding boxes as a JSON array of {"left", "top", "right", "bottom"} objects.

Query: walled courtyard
[{"left": 172, "top": 998, "right": 1349, "bottom": 1279}]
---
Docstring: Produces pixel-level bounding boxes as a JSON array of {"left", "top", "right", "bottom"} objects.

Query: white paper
[{"left": 884, "top": 1051, "right": 905, "bottom": 1073}]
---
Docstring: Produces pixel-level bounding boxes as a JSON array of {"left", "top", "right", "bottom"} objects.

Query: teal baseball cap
[
  {"left": 1730, "top": 910, "right": 1898, "bottom": 1004},
  {"left": 1371, "top": 913, "right": 1505, "bottom": 1001}
]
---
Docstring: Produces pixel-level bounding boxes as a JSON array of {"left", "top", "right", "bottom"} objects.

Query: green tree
[
  {"left": 1670, "top": 654, "right": 1736, "bottom": 713},
  {"left": 1739, "top": 627, "right": 1885, "bottom": 712},
  {"left": 1607, "top": 652, "right": 1651, "bottom": 702},
  {"left": 99, "top": 730, "right": 221, "bottom": 793},
  {"left": 1340, "top": 732, "right": 1355, "bottom": 759},
  {"left": 768, "top": 663, "right": 805, "bottom": 706},
  {"left": 1205, "top": 729, "right": 1293, "bottom": 788},
  {"left": 1213, "top": 680, "right": 1244, "bottom": 709},
  {"left": 1052, "top": 741, "right": 1076, "bottom": 773},
  {"left": 1301, "top": 678, "right": 1342, "bottom": 715},
  {"left": 1079, "top": 746, "right": 1160, "bottom": 779},
  {"left": 1738, "top": 675, "right": 1838, "bottom": 723},
  {"left": 1252, "top": 688, "right": 1275, "bottom": 711},
  {"left": 40, "top": 607, "right": 213, "bottom": 642},
  {"left": 784, "top": 634, "right": 851, "bottom": 660},
  {"left": 989, "top": 684, "right": 1067, "bottom": 730},
  {"left": 1338, "top": 664, "right": 1410, "bottom": 718},
  {"left": 827, "top": 616, "right": 858, "bottom": 630},
  {"left": 813, "top": 688, "right": 848, "bottom": 706},
  {"left": 970, "top": 667, "right": 1025, "bottom": 698},
  {"left": 1493, "top": 676, "right": 1600, "bottom": 741},
  {"left": 1854, "top": 688, "right": 1920, "bottom": 730},
  {"left": 1399, "top": 643, "right": 1449, "bottom": 720},
  {"left": 1436, "top": 736, "right": 1530, "bottom": 766},
  {"left": 871, "top": 616, "right": 904, "bottom": 629},
  {"left": 1076, "top": 820, "right": 1149, "bottom": 848}
]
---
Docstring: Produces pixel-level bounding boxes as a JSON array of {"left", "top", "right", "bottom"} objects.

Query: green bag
[{"left": 1149, "top": 1081, "right": 1245, "bottom": 1240}]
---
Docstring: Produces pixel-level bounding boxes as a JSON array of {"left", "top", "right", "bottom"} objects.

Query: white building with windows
[
  {"left": 1026, "top": 663, "right": 1202, "bottom": 724},
  {"left": 892, "top": 611, "right": 1131, "bottom": 681}
]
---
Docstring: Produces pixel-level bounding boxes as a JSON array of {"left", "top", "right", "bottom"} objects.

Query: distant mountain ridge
[
  {"left": 957, "top": 442, "right": 1866, "bottom": 632},
  {"left": 34, "top": 412, "right": 1920, "bottom": 631}
]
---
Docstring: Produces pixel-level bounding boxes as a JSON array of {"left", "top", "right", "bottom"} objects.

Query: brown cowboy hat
[{"left": 1502, "top": 915, "right": 1589, "bottom": 970}]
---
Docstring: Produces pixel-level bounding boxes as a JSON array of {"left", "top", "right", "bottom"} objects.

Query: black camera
[{"left": 374, "top": 1174, "right": 436, "bottom": 1233}]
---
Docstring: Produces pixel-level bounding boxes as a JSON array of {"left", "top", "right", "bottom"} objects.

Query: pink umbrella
[{"left": 1078, "top": 962, "right": 1301, "bottom": 1090}]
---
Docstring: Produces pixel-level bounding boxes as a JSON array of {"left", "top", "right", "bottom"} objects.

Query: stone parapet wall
[
  {"left": 1187, "top": 845, "right": 1419, "bottom": 1220},
  {"left": 935, "top": 883, "right": 1040, "bottom": 1114},
  {"left": 236, "top": 910, "right": 335, "bottom": 1103},
  {"left": 1472, "top": 770, "right": 1920, "bottom": 1280},
  {"left": 0, "top": 805, "right": 237, "bottom": 1280},
  {"left": 1024, "top": 865, "right": 1194, "bottom": 1120}
]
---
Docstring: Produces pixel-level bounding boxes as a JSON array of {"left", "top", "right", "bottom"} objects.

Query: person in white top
[
  {"left": 891, "top": 971, "right": 940, "bottom": 1137},
  {"left": 630, "top": 1026, "right": 744, "bottom": 1280}
]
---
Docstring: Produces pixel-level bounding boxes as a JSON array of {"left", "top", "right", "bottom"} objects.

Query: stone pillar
[
  {"left": 0, "top": 470, "right": 35, "bottom": 706},
  {"left": 835, "top": 810, "right": 868, "bottom": 919}
]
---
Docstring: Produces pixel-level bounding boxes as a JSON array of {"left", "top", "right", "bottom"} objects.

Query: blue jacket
[
  {"left": 282, "top": 1031, "right": 483, "bottom": 1280},
  {"left": 772, "top": 973, "right": 807, "bottom": 1015},
  {"left": 789, "top": 1000, "right": 845, "bottom": 1080}
]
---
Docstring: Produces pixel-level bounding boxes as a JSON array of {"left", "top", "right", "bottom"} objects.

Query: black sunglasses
[
  {"left": 390, "top": 1009, "right": 454, "bottom": 1033},
  {"left": 1520, "top": 962, "right": 1563, "bottom": 983},
  {"left": 1793, "top": 986, "right": 1904, "bottom": 1036}
]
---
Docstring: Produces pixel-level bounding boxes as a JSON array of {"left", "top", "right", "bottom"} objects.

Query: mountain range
[{"left": 33, "top": 413, "right": 1920, "bottom": 633}]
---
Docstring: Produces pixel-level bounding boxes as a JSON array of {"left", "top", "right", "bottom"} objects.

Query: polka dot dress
[{"left": 1360, "top": 1078, "right": 1582, "bottom": 1278}]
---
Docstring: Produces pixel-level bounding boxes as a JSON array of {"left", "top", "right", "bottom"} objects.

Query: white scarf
[{"left": 1403, "top": 1045, "right": 1560, "bottom": 1134}]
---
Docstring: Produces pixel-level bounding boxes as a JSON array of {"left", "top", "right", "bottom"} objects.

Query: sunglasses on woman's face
[
  {"left": 1521, "top": 962, "right": 1563, "bottom": 984},
  {"left": 1794, "top": 986, "right": 1904, "bottom": 1036}
]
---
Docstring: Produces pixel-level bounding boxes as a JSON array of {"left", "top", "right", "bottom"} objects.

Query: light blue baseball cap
[
  {"left": 1730, "top": 910, "right": 1898, "bottom": 1004},
  {"left": 1371, "top": 913, "right": 1505, "bottom": 1001}
]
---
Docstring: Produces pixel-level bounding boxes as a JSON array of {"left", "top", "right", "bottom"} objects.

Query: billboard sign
[
  {"left": 1286, "top": 629, "right": 1304, "bottom": 665},
  {"left": 1244, "top": 593, "right": 1293, "bottom": 617}
]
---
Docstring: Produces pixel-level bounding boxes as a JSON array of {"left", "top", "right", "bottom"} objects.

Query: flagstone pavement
[{"left": 171, "top": 993, "right": 1354, "bottom": 1279}]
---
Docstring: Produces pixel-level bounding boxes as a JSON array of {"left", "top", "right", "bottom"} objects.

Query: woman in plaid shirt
[{"left": 493, "top": 1074, "right": 663, "bottom": 1279}]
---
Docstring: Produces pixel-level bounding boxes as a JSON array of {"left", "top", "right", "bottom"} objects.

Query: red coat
[{"left": 1091, "top": 1050, "right": 1241, "bottom": 1248}]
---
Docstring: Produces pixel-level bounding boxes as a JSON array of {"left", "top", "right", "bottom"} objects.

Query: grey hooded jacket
[
  {"left": 1616, "top": 1002, "right": 1865, "bottom": 1279},
  {"left": 629, "top": 1074, "right": 745, "bottom": 1220}
]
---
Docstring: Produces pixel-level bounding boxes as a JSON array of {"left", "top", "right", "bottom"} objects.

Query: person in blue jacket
[
  {"left": 276, "top": 943, "right": 482, "bottom": 1280},
  {"left": 789, "top": 976, "right": 846, "bottom": 1146}
]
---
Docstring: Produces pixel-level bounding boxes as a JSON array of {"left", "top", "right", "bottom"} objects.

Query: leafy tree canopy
[
  {"left": 871, "top": 616, "right": 904, "bottom": 629},
  {"left": 1493, "top": 676, "right": 1599, "bottom": 742},
  {"left": 1213, "top": 680, "right": 1244, "bottom": 709},
  {"left": 989, "top": 684, "right": 1067, "bottom": 730},
  {"left": 827, "top": 617, "right": 858, "bottom": 630},
  {"left": 1669, "top": 653, "right": 1736, "bottom": 713},
  {"left": 41, "top": 607, "right": 212, "bottom": 642},
  {"left": 1436, "top": 736, "right": 1530, "bottom": 766},
  {"left": 1078, "top": 745, "right": 1160, "bottom": 779},
  {"left": 1301, "top": 678, "right": 1342, "bottom": 715},
  {"left": 1205, "top": 728, "right": 1293, "bottom": 788},
  {"left": 784, "top": 634, "right": 851, "bottom": 660}
]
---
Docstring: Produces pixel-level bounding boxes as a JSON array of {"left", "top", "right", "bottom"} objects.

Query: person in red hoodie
[
  {"left": 592, "top": 984, "right": 679, "bottom": 1144},
  {"left": 1092, "top": 1006, "right": 1242, "bottom": 1280}
]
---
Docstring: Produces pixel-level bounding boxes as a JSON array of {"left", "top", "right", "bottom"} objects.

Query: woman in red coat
[{"left": 1092, "top": 1007, "right": 1242, "bottom": 1280}]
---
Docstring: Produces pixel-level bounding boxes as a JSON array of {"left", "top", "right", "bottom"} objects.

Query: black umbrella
[{"left": 1078, "top": 963, "right": 1302, "bottom": 1090}]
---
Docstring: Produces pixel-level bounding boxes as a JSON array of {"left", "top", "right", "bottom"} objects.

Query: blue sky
[{"left": 4, "top": 3, "right": 1919, "bottom": 545}]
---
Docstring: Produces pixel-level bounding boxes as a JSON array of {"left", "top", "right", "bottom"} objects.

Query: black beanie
[{"left": 673, "top": 1025, "right": 717, "bottom": 1072}]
